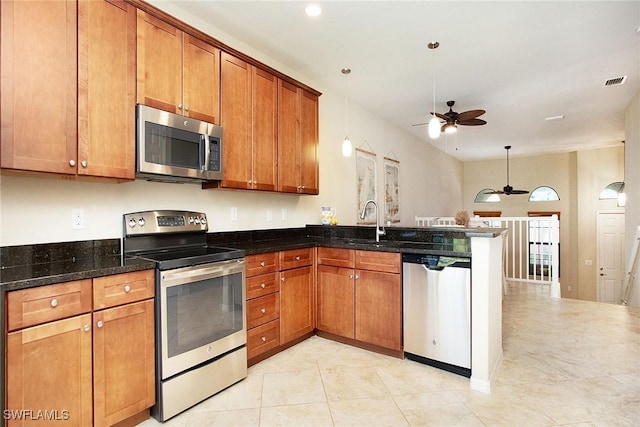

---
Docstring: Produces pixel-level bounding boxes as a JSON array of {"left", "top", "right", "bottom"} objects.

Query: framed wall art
[
  {"left": 384, "top": 156, "right": 400, "bottom": 223},
  {"left": 356, "top": 148, "right": 377, "bottom": 224}
]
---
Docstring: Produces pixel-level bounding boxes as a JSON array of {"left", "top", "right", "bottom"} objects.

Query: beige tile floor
[{"left": 139, "top": 283, "right": 640, "bottom": 426}]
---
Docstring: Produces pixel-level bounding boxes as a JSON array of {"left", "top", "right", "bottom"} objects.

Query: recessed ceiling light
[{"left": 305, "top": 4, "right": 322, "bottom": 17}]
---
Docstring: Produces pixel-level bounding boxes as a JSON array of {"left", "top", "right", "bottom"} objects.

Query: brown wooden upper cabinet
[
  {"left": 136, "top": 10, "right": 220, "bottom": 125},
  {"left": 278, "top": 81, "right": 319, "bottom": 195},
  {"left": 213, "top": 52, "right": 278, "bottom": 190},
  {"left": 1, "top": 0, "right": 135, "bottom": 179}
]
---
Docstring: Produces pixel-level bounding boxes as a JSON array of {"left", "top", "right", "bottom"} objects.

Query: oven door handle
[{"left": 161, "top": 259, "right": 246, "bottom": 287}]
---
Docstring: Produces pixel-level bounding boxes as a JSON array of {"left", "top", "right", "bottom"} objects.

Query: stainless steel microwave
[{"left": 136, "top": 104, "right": 223, "bottom": 182}]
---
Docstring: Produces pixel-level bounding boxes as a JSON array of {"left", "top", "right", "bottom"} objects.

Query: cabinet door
[
  {"left": 277, "top": 80, "right": 300, "bottom": 193},
  {"left": 183, "top": 34, "right": 220, "bottom": 124},
  {"left": 280, "top": 266, "right": 314, "bottom": 344},
  {"left": 251, "top": 67, "right": 278, "bottom": 191},
  {"left": 299, "top": 90, "right": 319, "bottom": 195},
  {"left": 6, "top": 314, "right": 93, "bottom": 427},
  {"left": 355, "top": 270, "right": 402, "bottom": 350},
  {"left": 136, "top": 10, "right": 182, "bottom": 113},
  {"left": 93, "top": 299, "right": 155, "bottom": 427},
  {"left": 1, "top": 0, "right": 77, "bottom": 174},
  {"left": 316, "top": 265, "right": 355, "bottom": 338},
  {"left": 78, "top": 0, "right": 135, "bottom": 179},
  {"left": 219, "top": 52, "right": 252, "bottom": 189}
]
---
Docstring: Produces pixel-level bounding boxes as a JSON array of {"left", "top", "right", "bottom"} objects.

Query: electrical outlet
[
  {"left": 567, "top": 285, "right": 572, "bottom": 291},
  {"left": 72, "top": 208, "right": 85, "bottom": 230},
  {"left": 281, "top": 208, "right": 288, "bottom": 221},
  {"left": 584, "top": 259, "right": 593, "bottom": 266},
  {"left": 266, "top": 209, "right": 273, "bottom": 222},
  {"left": 230, "top": 207, "right": 238, "bottom": 221}
]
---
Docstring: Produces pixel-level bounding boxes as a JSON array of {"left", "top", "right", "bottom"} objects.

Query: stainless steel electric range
[{"left": 123, "top": 210, "right": 247, "bottom": 422}]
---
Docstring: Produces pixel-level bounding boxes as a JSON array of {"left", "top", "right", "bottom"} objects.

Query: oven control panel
[{"left": 124, "top": 210, "right": 208, "bottom": 236}]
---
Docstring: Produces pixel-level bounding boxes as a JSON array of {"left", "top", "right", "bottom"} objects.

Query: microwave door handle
[{"left": 201, "top": 134, "right": 207, "bottom": 171}]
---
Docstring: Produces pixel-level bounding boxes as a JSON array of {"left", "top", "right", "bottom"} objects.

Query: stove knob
[
  {"left": 138, "top": 218, "right": 145, "bottom": 227},
  {"left": 188, "top": 216, "right": 195, "bottom": 224},
  {"left": 128, "top": 218, "right": 136, "bottom": 228},
  {"left": 194, "top": 217, "right": 200, "bottom": 224},
  {"left": 200, "top": 217, "right": 207, "bottom": 225}
]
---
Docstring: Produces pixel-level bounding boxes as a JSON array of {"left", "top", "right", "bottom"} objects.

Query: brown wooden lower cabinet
[
  {"left": 5, "top": 270, "right": 155, "bottom": 427},
  {"left": 316, "top": 248, "right": 402, "bottom": 352}
]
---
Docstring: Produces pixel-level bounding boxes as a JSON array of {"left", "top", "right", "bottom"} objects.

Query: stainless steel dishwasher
[{"left": 403, "top": 254, "right": 471, "bottom": 377}]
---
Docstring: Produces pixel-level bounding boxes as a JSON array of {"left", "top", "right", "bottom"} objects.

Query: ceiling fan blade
[
  {"left": 507, "top": 189, "right": 529, "bottom": 195},
  {"left": 412, "top": 122, "right": 428, "bottom": 127},
  {"left": 458, "top": 118, "right": 487, "bottom": 126},
  {"left": 457, "top": 109, "right": 486, "bottom": 121},
  {"left": 432, "top": 112, "right": 449, "bottom": 120}
]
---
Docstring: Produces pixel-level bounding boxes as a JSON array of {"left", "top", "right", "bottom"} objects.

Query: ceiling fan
[
  {"left": 413, "top": 100, "right": 487, "bottom": 132},
  {"left": 489, "top": 145, "right": 529, "bottom": 195}
]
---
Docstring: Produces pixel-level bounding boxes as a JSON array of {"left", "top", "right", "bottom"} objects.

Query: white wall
[
  {"left": 0, "top": 3, "right": 463, "bottom": 246},
  {"left": 624, "top": 91, "right": 639, "bottom": 307}
]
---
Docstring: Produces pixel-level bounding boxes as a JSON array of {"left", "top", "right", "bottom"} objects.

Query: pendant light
[
  {"left": 427, "top": 42, "right": 441, "bottom": 139},
  {"left": 341, "top": 68, "right": 353, "bottom": 157}
]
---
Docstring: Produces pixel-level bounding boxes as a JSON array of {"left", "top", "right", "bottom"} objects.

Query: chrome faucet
[{"left": 360, "top": 199, "right": 386, "bottom": 242}]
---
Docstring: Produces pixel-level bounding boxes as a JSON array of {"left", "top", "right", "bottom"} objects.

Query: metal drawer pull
[
  {"left": 97, "top": 320, "right": 104, "bottom": 328},
  {"left": 295, "top": 255, "right": 300, "bottom": 261},
  {"left": 83, "top": 324, "right": 90, "bottom": 332},
  {"left": 260, "top": 308, "right": 266, "bottom": 314},
  {"left": 349, "top": 274, "right": 353, "bottom": 279},
  {"left": 124, "top": 285, "right": 131, "bottom": 293},
  {"left": 260, "top": 283, "right": 266, "bottom": 289},
  {"left": 260, "top": 261, "right": 265, "bottom": 267},
  {"left": 261, "top": 336, "right": 266, "bottom": 342},
  {"left": 50, "top": 299, "right": 58, "bottom": 308}
]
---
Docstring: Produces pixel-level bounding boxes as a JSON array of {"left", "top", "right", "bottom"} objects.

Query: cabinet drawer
[
  {"left": 247, "top": 319, "right": 280, "bottom": 360},
  {"left": 7, "top": 279, "right": 93, "bottom": 331},
  {"left": 279, "top": 247, "right": 313, "bottom": 270},
  {"left": 317, "top": 247, "right": 354, "bottom": 268},
  {"left": 246, "top": 252, "right": 279, "bottom": 277},
  {"left": 247, "top": 293, "right": 280, "bottom": 329},
  {"left": 246, "top": 272, "right": 279, "bottom": 300},
  {"left": 93, "top": 270, "right": 155, "bottom": 310},
  {"left": 355, "top": 250, "right": 401, "bottom": 273}
]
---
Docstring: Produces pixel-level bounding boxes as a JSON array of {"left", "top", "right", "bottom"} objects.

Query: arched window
[
  {"left": 599, "top": 182, "right": 624, "bottom": 199},
  {"left": 529, "top": 186, "right": 560, "bottom": 202},
  {"left": 474, "top": 188, "right": 501, "bottom": 203},
  {"left": 599, "top": 181, "right": 626, "bottom": 206}
]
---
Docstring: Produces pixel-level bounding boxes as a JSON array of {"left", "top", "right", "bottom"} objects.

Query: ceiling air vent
[{"left": 604, "top": 76, "right": 627, "bottom": 87}]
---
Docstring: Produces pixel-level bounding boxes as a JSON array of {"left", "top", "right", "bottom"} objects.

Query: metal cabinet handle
[
  {"left": 281, "top": 277, "right": 285, "bottom": 282},
  {"left": 261, "top": 336, "right": 266, "bottom": 342},
  {"left": 260, "top": 308, "right": 266, "bottom": 314},
  {"left": 260, "top": 283, "right": 266, "bottom": 289},
  {"left": 81, "top": 160, "right": 87, "bottom": 168},
  {"left": 178, "top": 103, "right": 183, "bottom": 109},
  {"left": 355, "top": 274, "right": 359, "bottom": 280},
  {"left": 184, "top": 105, "right": 189, "bottom": 112},
  {"left": 260, "top": 261, "right": 265, "bottom": 267},
  {"left": 83, "top": 324, "right": 90, "bottom": 332},
  {"left": 124, "top": 285, "right": 131, "bottom": 293},
  {"left": 97, "top": 320, "right": 104, "bottom": 328},
  {"left": 69, "top": 160, "right": 76, "bottom": 167},
  {"left": 295, "top": 255, "right": 300, "bottom": 261},
  {"left": 349, "top": 274, "right": 353, "bottom": 279},
  {"left": 50, "top": 299, "right": 58, "bottom": 308}
]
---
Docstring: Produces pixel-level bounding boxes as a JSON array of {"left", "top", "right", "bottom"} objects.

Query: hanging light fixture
[
  {"left": 427, "top": 42, "right": 441, "bottom": 139},
  {"left": 341, "top": 68, "right": 353, "bottom": 157}
]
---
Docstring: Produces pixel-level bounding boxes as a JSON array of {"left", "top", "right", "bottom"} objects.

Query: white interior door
[{"left": 597, "top": 212, "right": 625, "bottom": 304}]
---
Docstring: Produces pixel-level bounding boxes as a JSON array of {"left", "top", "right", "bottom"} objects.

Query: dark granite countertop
[
  {"left": 1, "top": 225, "right": 504, "bottom": 292},
  {"left": 0, "top": 239, "right": 155, "bottom": 292}
]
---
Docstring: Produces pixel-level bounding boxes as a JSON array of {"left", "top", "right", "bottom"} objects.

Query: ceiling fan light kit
[{"left": 427, "top": 41, "right": 441, "bottom": 139}]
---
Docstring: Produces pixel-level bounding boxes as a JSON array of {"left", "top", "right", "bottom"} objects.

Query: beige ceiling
[{"left": 161, "top": 1, "right": 639, "bottom": 161}]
